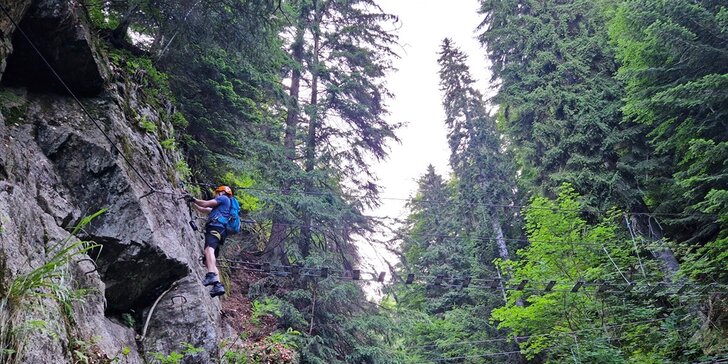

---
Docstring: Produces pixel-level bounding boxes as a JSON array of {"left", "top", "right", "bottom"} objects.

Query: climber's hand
[{"left": 184, "top": 194, "right": 196, "bottom": 204}]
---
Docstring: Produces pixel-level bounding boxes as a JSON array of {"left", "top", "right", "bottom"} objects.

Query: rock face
[
  {"left": 0, "top": 0, "right": 31, "bottom": 78},
  {"left": 1, "top": 0, "right": 106, "bottom": 95},
  {"left": 0, "top": 1, "right": 222, "bottom": 363}
]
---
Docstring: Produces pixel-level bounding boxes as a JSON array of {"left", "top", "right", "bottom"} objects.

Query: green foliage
[
  {"left": 121, "top": 313, "right": 135, "bottom": 328},
  {"left": 246, "top": 251, "right": 400, "bottom": 363},
  {"left": 151, "top": 351, "right": 183, "bottom": 364},
  {"left": 220, "top": 334, "right": 298, "bottom": 364},
  {"left": 610, "top": 0, "right": 728, "bottom": 223},
  {"left": 174, "top": 160, "right": 191, "bottom": 181},
  {"left": 70, "top": 337, "right": 108, "bottom": 364},
  {"left": 479, "top": 0, "right": 647, "bottom": 213},
  {"left": 108, "top": 49, "right": 173, "bottom": 107},
  {"left": 150, "top": 342, "right": 203, "bottom": 364},
  {"left": 250, "top": 297, "right": 282, "bottom": 325},
  {"left": 268, "top": 328, "right": 301, "bottom": 349},
  {"left": 86, "top": 2, "right": 120, "bottom": 30},
  {"left": 169, "top": 112, "right": 188, "bottom": 129},
  {"left": 0, "top": 210, "right": 104, "bottom": 364},
  {"left": 125, "top": 57, "right": 170, "bottom": 97},
  {"left": 391, "top": 166, "right": 516, "bottom": 362},
  {"left": 610, "top": 0, "right": 728, "bottom": 312},
  {"left": 160, "top": 138, "right": 176, "bottom": 150},
  {"left": 437, "top": 38, "right": 519, "bottom": 266},
  {"left": 490, "top": 186, "right": 708, "bottom": 362},
  {"left": 139, "top": 116, "right": 157, "bottom": 134},
  {"left": 221, "top": 171, "right": 259, "bottom": 212},
  {"left": 0, "top": 88, "right": 28, "bottom": 126}
]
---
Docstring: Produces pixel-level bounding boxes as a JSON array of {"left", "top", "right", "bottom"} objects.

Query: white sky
[
  {"left": 371, "top": 0, "right": 492, "bottom": 221},
  {"left": 358, "top": 0, "right": 494, "bottom": 286}
]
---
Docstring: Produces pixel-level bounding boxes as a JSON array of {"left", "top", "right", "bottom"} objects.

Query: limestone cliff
[{"left": 0, "top": 1, "right": 226, "bottom": 362}]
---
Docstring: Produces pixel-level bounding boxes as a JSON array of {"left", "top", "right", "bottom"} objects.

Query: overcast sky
[
  {"left": 358, "top": 0, "right": 493, "bottom": 281},
  {"left": 371, "top": 0, "right": 492, "bottom": 221}
]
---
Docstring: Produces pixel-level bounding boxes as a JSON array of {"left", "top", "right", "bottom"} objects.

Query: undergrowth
[{"left": 0, "top": 210, "right": 104, "bottom": 363}]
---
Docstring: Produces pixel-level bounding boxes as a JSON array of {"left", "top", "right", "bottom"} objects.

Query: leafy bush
[{"left": 251, "top": 297, "right": 283, "bottom": 325}]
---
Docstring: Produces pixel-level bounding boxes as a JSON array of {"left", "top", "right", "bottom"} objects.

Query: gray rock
[
  {"left": 0, "top": 0, "right": 31, "bottom": 79},
  {"left": 0, "top": 1, "right": 224, "bottom": 363},
  {"left": 1, "top": 0, "right": 107, "bottom": 95}
]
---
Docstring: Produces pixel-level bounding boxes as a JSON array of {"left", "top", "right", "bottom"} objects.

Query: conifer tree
[
  {"left": 393, "top": 166, "right": 521, "bottom": 363},
  {"left": 437, "top": 38, "right": 516, "bottom": 263},
  {"left": 269, "top": 0, "right": 400, "bottom": 263},
  {"left": 477, "top": 0, "right": 681, "bottom": 275},
  {"left": 610, "top": 0, "right": 728, "bottom": 281},
  {"left": 400, "top": 165, "right": 466, "bottom": 290}
]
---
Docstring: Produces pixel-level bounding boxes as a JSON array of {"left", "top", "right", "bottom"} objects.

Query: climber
[{"left": 185, "top": 185, "right": 233, "bottom": 298}]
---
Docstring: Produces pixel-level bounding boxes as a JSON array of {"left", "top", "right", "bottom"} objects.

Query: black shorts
[{"left": 204, "top": 224, "right": 226, "bottom": 255}]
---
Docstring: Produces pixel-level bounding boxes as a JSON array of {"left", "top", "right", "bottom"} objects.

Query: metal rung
[
  {"left": 405, "top": 273, "right": 414, "bottom": 284},
  {"left": 545, "top": 281, "right": 556, "bottom": 292},
  {"left": 515, "top": 279, "right": 528, "bottom": 290},
  {"left": 571, "top": 280, "right": 585, "bottom": 292}
]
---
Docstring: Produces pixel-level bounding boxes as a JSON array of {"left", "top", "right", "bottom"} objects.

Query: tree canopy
[{"left": 80, "top": 0, "right": 728, "bottom": 361}]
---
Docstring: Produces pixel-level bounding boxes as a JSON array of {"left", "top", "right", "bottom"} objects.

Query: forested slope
[
  {"left": 390, "top": 0, "right": 727, "bottom": 362},
  {"left": 0, "top": 0, "right": 725, "bottom": 363}
]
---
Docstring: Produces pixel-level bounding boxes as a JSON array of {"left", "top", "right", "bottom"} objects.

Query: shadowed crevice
[
  {"left": 86, "top": 236, "right": 188, "bottom": 316},
  {"left": 1, "top": 0, "right": 104, "bottom": 96}
]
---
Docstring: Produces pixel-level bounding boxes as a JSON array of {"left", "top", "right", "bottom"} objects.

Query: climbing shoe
[
  {"left": 202, "top": 272, "right": 219, "bottom": 286},
  {"left": 209, "top": 282, "right": 226, "bottom": 298}
]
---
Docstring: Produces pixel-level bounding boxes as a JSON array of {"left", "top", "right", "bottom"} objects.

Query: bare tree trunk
[
  {"left": 629, "top": 208, "right": 680, "bottom": 277},
  {"left": 301, "top": 0, "right": 321, "bottom": 258},
  {"left": 490, "top": 209, "right": 510, "bottom": 260},
  {"left": 267, "top": 8, "right": 306, "bottom": 264}
]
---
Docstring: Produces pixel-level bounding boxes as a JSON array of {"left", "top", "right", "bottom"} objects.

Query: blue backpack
[{"left": 217, "top": 196, "right": 241, "bottom": 234}]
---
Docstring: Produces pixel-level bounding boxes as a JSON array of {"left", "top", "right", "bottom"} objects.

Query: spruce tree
[
  {"left": 478, "top": 0, "right": 681, "bottom": 275},
  {"left": 610, "top": 0, "right": 728, "bottom": 281},
  {"left": 268, "top": 0, "right": 400, "bottom": 263},
  {"left": 437, "top": 38, "right": 517, "bottom": 264},
  {"left": 393, "top": 166, "right": 521, "bottom": 363}
]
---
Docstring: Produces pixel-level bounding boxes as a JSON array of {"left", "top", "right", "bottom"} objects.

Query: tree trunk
[
  {"left": 266, "top": 7, "right": 307, "bottom": 264},
  {"left": 490, "top": 209, "right": 509, "bottom": 260},
  {"left": 629, "top": 213, "right": 680, "bottom": 276},
  {"left": 300, "top": 0, "right": 321, "bottom": 258}
]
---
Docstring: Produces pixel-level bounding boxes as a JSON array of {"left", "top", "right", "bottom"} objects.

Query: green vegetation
[
  {"left": 220, "top": 171, "right": 259, "bottom": 213},
  {"left": 160, "top": 138, "right": 176, "bottom": 150},
  {"left": 250, "top": 297, "right": 282, "bottom": 325},
  {"left": 121, "top": 313, "right": 135, "bottom": 328},
  {"left": 150, "top": 342, "right": 203, "bottom": 364},
  {"left": 174, "top": 160, "right": 191, "bottom": 181},
  {"left": 0, "top": 89, "right": 28, "bottom": 126},
  {"left": 139, "top": 116, "right": 157, "bottom": 134},
  {"left": 78, "top": 0, "right": 727, "bottom": 362},
  {"left": 0, "top": 210, "right": 103, "bottom": 364}
]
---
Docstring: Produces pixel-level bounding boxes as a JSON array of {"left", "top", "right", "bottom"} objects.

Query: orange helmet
[{"left": 214, "top": 185, "right": 233, "bottom": 196}]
